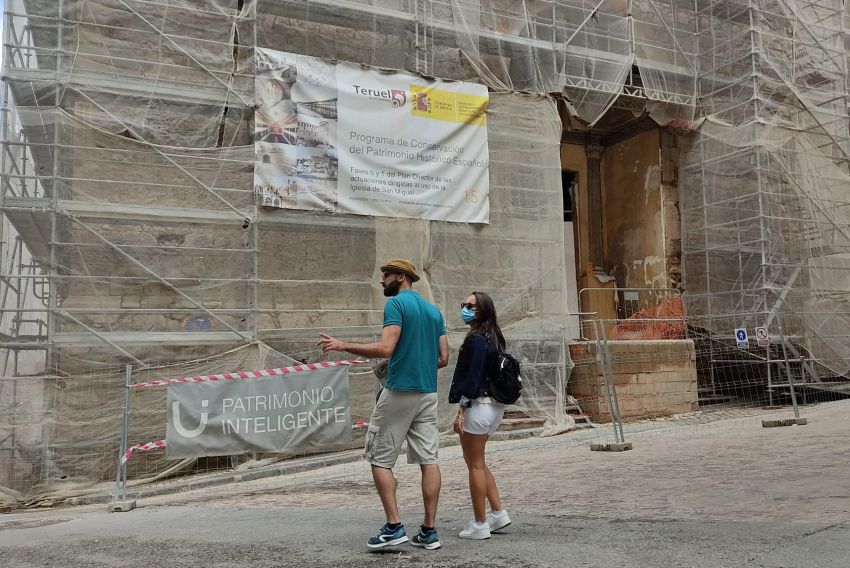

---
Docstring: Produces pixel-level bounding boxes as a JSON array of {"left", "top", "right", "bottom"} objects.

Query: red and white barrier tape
[
  {"left": 122, "top": 439, "right": 166, "bottom": 464},
  {"left": 122, "top": 422, "right": 369, "bottom": 464},
  {"left": 129, "top": 359, "right": 362, "bottom": 389}
]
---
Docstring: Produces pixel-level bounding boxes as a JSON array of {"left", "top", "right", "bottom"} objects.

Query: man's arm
[
  {"left": 437, "top": 335, "right": 449, "bottom": 368},
  {"left": 318, "top": 325, "right": 401, "bottom": 359}
]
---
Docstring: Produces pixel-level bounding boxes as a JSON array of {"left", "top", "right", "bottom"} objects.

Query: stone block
[
  {"left": 660, "top": 393, "right": 684, "bottom": 407},
  {"left": 590, "top": 442, "right": 633, "bottom": 452},
  {"left": 107, "top": 500, "right": 136, "bottom": 513},
  {"left": 664, "top": 362, "right": 696, "bottom": 375},
  {"left": 568, "top": 342, "right": 590, "bottom": 356},
  {"left": 63, "top": 296, "right": 123, "bottom": 309},
  {"left": 667, "top": 370, "right": 695, "bottom": 382},
  {"left": 762, "top": 417, "right": 807, "bottom": 428},
  {"left": 615, "top": 384, "right": 634, "bottom": 398},
  {"left": 120, "top": 295, "right": 142, "bottom": 308},
  {"left": 635, "top": 379, "right": 661, "bottom": 396},
  {"left": 636, "top": 371, "right": 656, "bottom": 384},
  {"left": 613, "top": 373, "right": 638, "bottom": 386},
  {"left": 642, "top": 360, "right": 667, "bottom": 373},
  {"left": 571, "top": 375, "right": 603, "bottom": 394}
]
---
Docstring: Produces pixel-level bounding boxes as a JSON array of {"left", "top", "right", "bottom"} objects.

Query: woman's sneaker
[
  {"left": 486, "top": 510, "right": 512, "bottom": 532},
  {"left": 458, "top": 520, "right": 491, "bottom": 540},
  {"left": 367, "top": 523, "right": 408, "bottom": 549},
  {"left": 410, "top": 527, "right": 441, "bottom": 550}
]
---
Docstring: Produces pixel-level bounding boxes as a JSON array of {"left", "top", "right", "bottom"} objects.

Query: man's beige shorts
[{"left": 365, "top": 389, "right": 439, "bottom": 469}]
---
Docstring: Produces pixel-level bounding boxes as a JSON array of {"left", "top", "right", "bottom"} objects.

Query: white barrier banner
[
  {"left": 254, "top": 48, "right": 490, "bottom": 224},
  {"left": 166, "top": 365, "right": 351, "bottom": 458}
]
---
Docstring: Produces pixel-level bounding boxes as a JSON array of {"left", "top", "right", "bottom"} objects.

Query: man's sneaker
[
  {"left": 367, "top": 524, "right": 409, "bottom": 549},
  {"left": 410, "top": 527, "right": 441, "bottom": 550},
  {"left": 459, "top": 520, "right": 491, "bottom": 540},
  {"left": 486, "top": 510, "right": 512, "bottom": 532}
]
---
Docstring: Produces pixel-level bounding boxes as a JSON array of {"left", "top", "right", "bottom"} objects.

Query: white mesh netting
[
  {"left": 1, "top": 1, "right": 583, "bottom": 505},
  {"left": 682, "top": 0, "right": 850, "bottom": 383},
  {"left": 3, "top": 0, "right": 849, "bottom": 507}
]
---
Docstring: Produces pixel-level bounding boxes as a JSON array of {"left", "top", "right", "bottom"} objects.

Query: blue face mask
[{"left": 460, "top": 306, "right": 476, "bottom": 324}]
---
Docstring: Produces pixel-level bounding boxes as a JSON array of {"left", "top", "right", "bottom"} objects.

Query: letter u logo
[{"left": 172, "top": 400, "right": 209, "bottom": 438}]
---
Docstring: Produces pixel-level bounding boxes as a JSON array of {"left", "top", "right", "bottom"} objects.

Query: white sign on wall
[{"left": 254, "top": 48, "right": 491, "bottom": 224}]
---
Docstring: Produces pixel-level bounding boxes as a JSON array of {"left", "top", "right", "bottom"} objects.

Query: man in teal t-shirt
[
  {"left": 383, "top": 287, "right": 446, "bottom": 393},
  {"left": 319, "top": 259, "right": 448, "bottom": 550}
]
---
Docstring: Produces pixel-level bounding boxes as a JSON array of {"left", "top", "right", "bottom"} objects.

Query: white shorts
[{"left": 462, "top": 400, "right": 506, "bottom": 436}]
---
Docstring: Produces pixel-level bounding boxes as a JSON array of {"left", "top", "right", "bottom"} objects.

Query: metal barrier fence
[
  {"left": 578, "top": 287, "right": 683, "bottom": 341},
  {"left": 2, "top": 310, "right": 846, "bottom": 509}
]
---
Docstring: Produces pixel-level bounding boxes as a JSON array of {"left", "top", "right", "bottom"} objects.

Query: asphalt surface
[
  {"left": 0, "top": 505, "right": 847, "bottom": 567},
  {"left": 2, "top": 401, "right": 849, "bottom": 567}
]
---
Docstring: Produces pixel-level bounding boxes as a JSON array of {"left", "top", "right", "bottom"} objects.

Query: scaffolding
[
  {"left": 0, "top": 0, "right": 589, "bottom": 502},
  {"left": 2, "top": 0, "right": 849, "bottom": 504},
  {"left": 0, "top": 0, "right": 701, "bottom": 363},
  {"left": 682, "top": 0, "right": 850, "bottom": 395}
]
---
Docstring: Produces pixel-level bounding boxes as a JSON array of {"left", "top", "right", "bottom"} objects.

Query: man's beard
[{"left": 383, "top": 280, "right": 401, "bottom": 297}]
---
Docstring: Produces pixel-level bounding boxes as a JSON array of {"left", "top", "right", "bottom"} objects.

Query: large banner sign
[
  {"left": 166, "top": 365, "right": 351, "bottom": 458},
  {"left": 254, "top": 48, "right": 490, "bottom": 224}
]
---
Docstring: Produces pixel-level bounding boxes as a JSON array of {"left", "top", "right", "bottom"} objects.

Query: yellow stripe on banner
[{"left": 409, "top": 85, "right": 487, "bottom": 126}]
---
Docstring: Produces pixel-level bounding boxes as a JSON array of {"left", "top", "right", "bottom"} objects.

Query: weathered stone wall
[{"left": 568, "top": 340, "right": 698, "bottom": 421}]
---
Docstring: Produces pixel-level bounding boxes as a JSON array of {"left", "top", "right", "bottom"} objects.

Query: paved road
[
  {"left": 1, "top": 505, "right": 847, "bottom": 568},
  {"left": 2, "top": 402, "right": 849, "bottom": 567}
]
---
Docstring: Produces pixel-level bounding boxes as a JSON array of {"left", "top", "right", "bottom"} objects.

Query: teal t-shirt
[{"left": 383, "top": 290, "right": 446, "bottom": 393}]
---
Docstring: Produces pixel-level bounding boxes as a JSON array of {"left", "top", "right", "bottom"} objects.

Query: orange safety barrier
[{"left": 609, "top": 296, "right": 685, "bottom": 340}]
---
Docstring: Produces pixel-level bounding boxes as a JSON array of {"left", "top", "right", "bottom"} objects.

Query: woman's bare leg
[
  {"left": 484, "top": 464, "right": 502, "bottom": 512},
  {"left": 459, "top": 431, "right": 488, "bottom": 522}
]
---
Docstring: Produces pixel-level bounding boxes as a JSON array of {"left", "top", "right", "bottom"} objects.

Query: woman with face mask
[{"left": 448, "top": 291, "right": 512, "bottom": 540}]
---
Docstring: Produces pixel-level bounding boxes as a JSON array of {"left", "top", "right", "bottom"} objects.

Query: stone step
[
  {"left": 504, "top": 408, "right": 591, "bottom": 425},
  {"left": 490, "top": 427, "right": 544, "bottom": 442},
  {"left": 698, "top": 393, "right": 737, "bottom": 404},
  {"left": 498, "top": 417, "right": 547, "bottom": 431},
  {"left": 505, "top": 405, "right": 585, "bottom": 416}
]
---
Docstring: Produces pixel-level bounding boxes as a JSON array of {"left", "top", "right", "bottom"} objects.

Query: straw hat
[{"left": 380, "top": 258, "right": 420, "bottom": 282}]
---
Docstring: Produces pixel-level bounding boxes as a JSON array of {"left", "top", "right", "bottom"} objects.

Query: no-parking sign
[{"left": 755, "top": 326, "right": 769, "bottom": 348}]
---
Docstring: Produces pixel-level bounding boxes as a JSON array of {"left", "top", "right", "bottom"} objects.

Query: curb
[{"left": 70, "top": 448, "right": 368, "bottom": 506}]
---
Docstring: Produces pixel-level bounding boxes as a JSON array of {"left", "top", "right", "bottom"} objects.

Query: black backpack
[{"left": 486, "top": 349, "right": 522, "bottom": 405}]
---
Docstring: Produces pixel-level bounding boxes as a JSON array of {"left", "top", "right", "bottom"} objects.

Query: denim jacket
[{"left": 448, "top": 333, "right": 496, "bottom": 405}]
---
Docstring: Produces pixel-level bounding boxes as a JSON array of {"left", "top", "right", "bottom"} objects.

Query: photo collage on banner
[{"left": 254, "top": 50, "right": 339, "bottom": 211}]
